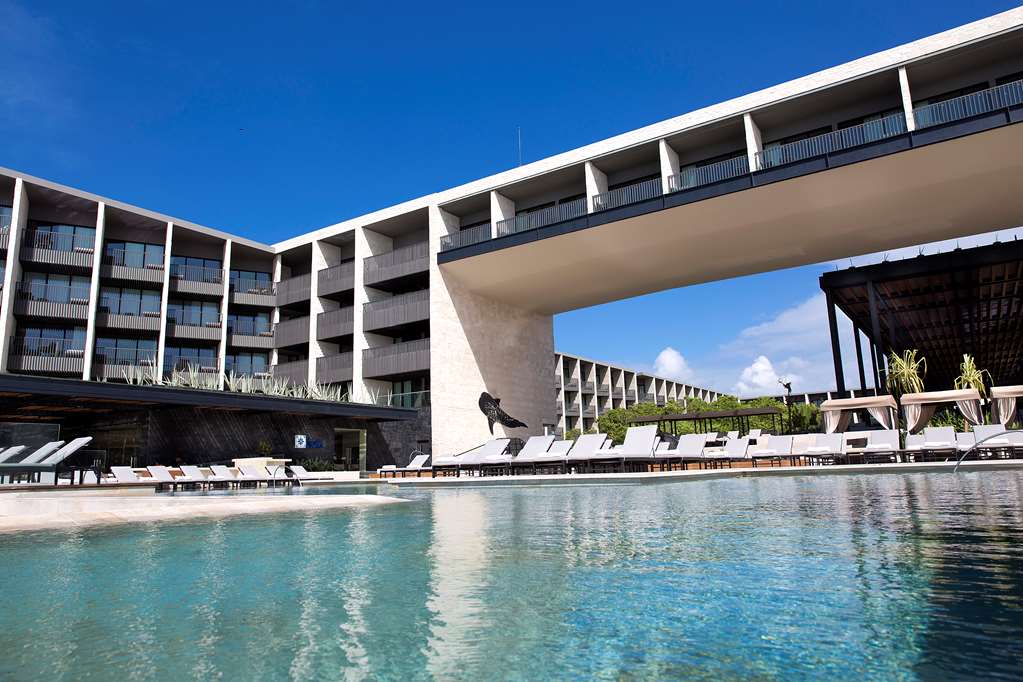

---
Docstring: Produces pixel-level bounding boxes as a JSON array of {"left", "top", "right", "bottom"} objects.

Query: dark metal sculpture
[{"left": 478, "top": 392, "right": 527, "bottom": 434}]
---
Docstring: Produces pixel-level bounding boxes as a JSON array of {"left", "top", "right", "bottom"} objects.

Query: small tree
[
  {"left": 564, "top": 428, "right": 582, "bottom": 442},
  {"left": 887, "top": 349, "right": 927, "bottom": 432}
]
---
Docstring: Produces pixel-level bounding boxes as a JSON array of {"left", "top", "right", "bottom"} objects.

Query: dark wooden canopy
[{"left": 629, "top": 407, "right": 782, "bottom": 435}]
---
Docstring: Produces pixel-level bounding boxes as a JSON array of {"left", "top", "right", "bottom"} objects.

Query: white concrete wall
[
  {"left": 352, "top": 226, "right": 393, "bottom": 403},
  {"left": 309, "top": 240, "right": 341, "bottom": 385},
  {"left": 81, "top": 202, "right": 106, "bottom": 380},
  {"left": 0, "top": 179, "right": 27, "bottom": 370},
  {"left": 584, "top": 162, "right": 607, "bottom": 213},
  {"left": 156, "top": 222, "right": 174, "bottom": 374}
]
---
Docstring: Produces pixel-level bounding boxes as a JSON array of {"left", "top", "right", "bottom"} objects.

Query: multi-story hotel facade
[{"left": 1, "top": 9, "right": 1022, "bottom": 464}]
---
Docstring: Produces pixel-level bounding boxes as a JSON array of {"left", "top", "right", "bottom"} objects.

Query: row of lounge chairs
[
  {"left": 0, "top": 438, "right": 95, "bottom": 485},
  {"left": 111, "top": 464, "right": 334, "bottom": 491}
]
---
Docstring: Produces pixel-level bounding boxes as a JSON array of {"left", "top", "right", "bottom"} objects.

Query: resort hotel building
[{"left": 0, "top": 8, "right": 1022, "bottom": 470}]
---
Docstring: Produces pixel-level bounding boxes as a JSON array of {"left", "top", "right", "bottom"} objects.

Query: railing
[
  {"left": 564, "top": 379, "right": 579, "bottom": 390},
  {"left": 167, "top": 313, "right": 222, "bottom": 341},
  {"left": 170, "top": 264, "right": 222, "bottom": 283},
  {"left": 363, "top": 289, "right": 430, "bottom": 330},
  {"left": 362, "top": 338, "right": 430, "bottom": 377},
  {"left": 756, "top": 112, "right": 908, "bottom": 169},
  {"left": 597, "top": 385, "right": 610, "bottom": 396},
  {"left": 914, "top": 79, "right": 1023, "bottom": 129},
  {"left": 167, "top": 312, "right": 221, "bottom": 327},
  {"left": 316, "top": 306, "right": 355, "bottom": 338},
  {"left": 0, "top": 227, "right": 9, "bottom": 250},
  {"left": 164, "top": 357, "right": 220, "bottom": 373},
  {"left": 227, "top": 318, "right": 273, "bottom": 336},
  {"left": 230, "top": 277, "right": 273, "bottom": 295},
  {"left": 375, "top": 390, "right": 430, "bottom": 408},
  {"left": 24, "top": 231, "right": 94, "bottom": 253},
  {"left": 364, "top": 242, "right": 429, "bottom": 284},
  {"left": 103, "top": 248, "right": 164, "bottom": 270},
  {"left": 592, "top": 177, "right": 662, "bottom": 212},
  {"left": 274, "top": 316, "right": 310, "bottom": 348},
  {"left": 668, "top": 155, "right": 750, "bottom": 193},
  {"left": 0, "top": 209, "right": 11, "bottom": 232},
  {"left": 10, "top": 337, "right": 84, "bottom": 358},
  {"left": 276, "top": 273, "right": 312, "bottom": 305},
  {"left": 494, "top": 198, "right": 587, "bottom": 238},
  {"left": 612, "top": 387, "right": 624, "bottom": 398},
  {"left": 272, "top": 359, "right": 309, "bottom": 384},
  {"left": 439, "top": 223, "right": 492, "bottom": 252},
  {"left": 16, "top": 281, "right": 90, "bottom": 303},
  {"left": 94, "top": 347, "right": 157, "bottom": 366},
  {"left": 581, "top": 381, "right": 595, "bottom": 392},
  {"left": 317, "top": 261, "right": 355, "bottom": 294},
  {"left": 96, "top": 311, "right": 162, "bottom": 332},
  {"left": 315, "top": 352, "right": 353, "bottom": 383}
]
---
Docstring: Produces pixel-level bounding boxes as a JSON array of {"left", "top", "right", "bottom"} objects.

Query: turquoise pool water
[{"left": 1, "top": 471, "right": 1022, "bottom": 680}]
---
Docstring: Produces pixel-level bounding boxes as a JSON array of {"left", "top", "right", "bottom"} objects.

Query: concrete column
[
  {"left": 155, "top": 222, "right": 174, "bottom": 376},
  {"left": 309, "top": 239, "right": 341, "bottom": 386},
  {"left": 658, "top": 139, "right": 680, "bottom": 194},
  {"left": 743, "top": 113, "right": 763, "bottom": 171},
  {"left": 216, "top": 239, "right": 232, "bottom": 388},
  {"left": 0, "top": 179, "right": 27, "bottom": 372},
  {"left": 825, "top": 289, "right": 845, "bottom": 394},
  {"left": 353, "top": 226, "right": 393, "bottom": 404},
  {"left": 584, "top": 161, "right": 607, "bottom": 213},
  {"left": 81, "top": 202, "right": 106, "bottom": 380},
  {"left": 270, "top": 254, "right": 282, "bottom": 367},
  {"left": 898, "top": 66, "right": 916, "bottom": 132},
  {"left": 490, "top": 190, "right": 515, "bottom": 229}
]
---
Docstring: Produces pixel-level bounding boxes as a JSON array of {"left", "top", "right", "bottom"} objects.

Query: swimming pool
[{"left": 1, "top": 471, "right": 1021, "bottom": 680}]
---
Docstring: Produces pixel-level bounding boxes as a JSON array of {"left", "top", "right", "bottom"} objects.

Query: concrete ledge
[
  {"left": 384, "top": 458, "right": 1023, "bottom": 488},
  {"left": 0, "top": 492, "right": 405, "bottom": 532}
]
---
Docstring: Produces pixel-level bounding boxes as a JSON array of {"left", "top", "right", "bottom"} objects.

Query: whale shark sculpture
[{"left": 478, "top": 392, "right": 527, "bottom": 434}]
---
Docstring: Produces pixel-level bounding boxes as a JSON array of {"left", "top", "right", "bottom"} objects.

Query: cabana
[
  {"left": 819, "top": 395, "right": 897, "bottom": 433},
  {"left": 990, "top": 386, "right": 1023, "bottom": 427},
  {"left": 899, "top": 389, "right": 983, "bottom": 434}
]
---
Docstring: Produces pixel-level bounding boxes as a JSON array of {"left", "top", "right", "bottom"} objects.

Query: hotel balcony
[
  {"left": 166, "top": 315, "right": 223, "bottom": 342},
  {"left": 755, "top": 112, "right": 908, "bottom": 170},
  {"left": 20, "top": 232, "right": 94, "bottom": 272},
  {"left": 912, "top": 78, "right": 1023, "bottom": 131},
  {"left": 581, "top": 381, "right": 594, "bottom": 393},
  {"left": 227, "top": 319, "right": 274, "bottom": 350},
  {"left": 612, "top": 387, "right": 624, "bottom": 399},
  {"left": 100, "top": 249, "right": 165, "bottom": 285},
  {"left": 495, "top": 198, "right": 587, "bottom": 239},
  {"left": 96, "top": 311, "right": 162, "bottom": 333},
  {"left": 230, "top": 278, "right": 276, "bottom": 307},
  {"left": 316, "top": 352, "right": 353, "bottom": 384},
  {"left": 564, "top": 378, "right": 579, "bottom": 391},
  {"left": 363, "top": 290, "right": 429, "bottom": 332},
  {"left": 563, "top": 403, "right": 580, "bottom": 416},
  {"left": 272, "top": 359, "right": 308, "bottom": 385},
  {"left": 274, "top": 316, "right": 310, "bottom": 348},
  {"left": 439, "top": 223, "right": 491, "bottom": 251},
  {"left": 92, "top": 349, "right": 158, "bottom": 381},
  {"left": 362, "top": 338, "right": 430, "bottom": 379},
  {"left": 0, "top": 226, "right": 9, "bottom": 251},
  {"left": 164, "top": 357, "right": 220, "bottom": 376},
  {"left": 8, "top": 338, "right": 84, "bottom": 376},
  {"left": 276, "top": 273, "right": 312, "bottom": 306},
  {"left": 316, "top": 307, "right": 354, "bottom": 340},
  {"left": 596, "top": 385, "right": 610, "bottom": 396},
  {"left": 583, "top": 403, "right": 596, "bottom": 418},
  {"left": 317, "top": 261, "right": 355, "bottom": 297},
  {"left": 13, "top": 283, "right": 90, "bottom": 321},
  {"left": 375, "top": 390, "right": 430, "bottom": 408},
  {"left": 169, "top": 264, "right": 224, "bottom": 298},
  {"left": 363, "top": 242, "right": 429, "bottom": 288}
]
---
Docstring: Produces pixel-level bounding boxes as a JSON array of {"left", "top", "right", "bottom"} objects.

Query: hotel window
[
  {"left": 17, "top": 326, "right": 86, "bottom": 354},
  {"left": 167, "top": 299, "right": 220, "bottom": 326},
  {"left": 763, "top": 126, "right": 833, "bottom": 151},
  {"left": 165, "top": 345, "right": 217, "bottom": 371},
  {"left": 608, "top": 173, "right": 660, "bottom": 191},
  {"left": 227, "top": 312, "right": 271, "bottom": 336},
  {"left": 95, "top": 337, "right": 157, "bottom": 365},
  {"left": 104, "top": 241, "right": 164, "bottom": 268},
  {"left": 389, "top": 376, "right": 429, "bottom": 407},
  {"left": 230, "top": 269, "right": 272, "bottom": 293},
  {"left": 170, "top": 255, "right": 222, "bottom": 279},
  {"left": 913, "top": 81, "right": 988, "bottom": 107},
  {"left": 26, "top": 221, "right": 96, "bottom": 251},
  {"left": 21, "top": 272, "right": 91, "bottom": 302},
  {"left": 99, "top": 286, "right": 161, "bottom": 317},
  {"left": 225, "top": 352, "right": 269, "bottom": 376},
  {"left": 0, "top": 205, "right": 11, "bottom": 230}
]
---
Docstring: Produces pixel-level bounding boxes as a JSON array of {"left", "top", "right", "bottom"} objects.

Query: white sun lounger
[
  {"left": 584, "top": 425, "right": 659, "bottom": 472},
  {"left": 288, "top": 465, "right": 335, "bottom": 482},
  {"left": 180, "top": 465, "right": 228, "bottom": 488},
  {"left": 378, "top": 454, "right": 432, "bottom": 478},
  {"left": 210, "top": 465, "right": 244, "bottom": 487},
  {"left": 749, "top": 435, "right": 794, "bottom": 467},
  {"left": 803, "top": 433, "right": 844, "bottom": 465},
  {"left": 110, "top": 466, "right": 145, "bottom": 484},
  {"left": 0, "top": 439, "right": 91, "bottom": 484},
  {"left": 147, "top": 465, "right": 205, "bottom": 491},
  {"left": 563, "top": 433, "right": 612, "bottom": 473},
  {"left": 430, "top": 439, "right": 510, "bottom": 477},
  {"left": 0, "top": 445, "right": 28, "bottom": 464},
  {"left": 506, "top": 436, "right": 557, "bottom": 474},
  {"left": 703, "top": 437, "right": 750, "bottom": 468},
  {"left": 237, "top": 465, "right": 274, "bottom": 485},
  {"left": 653, "top": 433, "right": 708, "bottom": 470}
]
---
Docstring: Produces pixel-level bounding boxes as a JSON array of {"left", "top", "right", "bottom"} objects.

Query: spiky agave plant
[
  {"left": 954, "top": 353, "right": 992, "bottom": 397},
  {"left": 886, "top": 349, "right": 927, "bottom": 396},
  {"left": 225, "top": 370, "right": 242, "bottom": 393},
  {"left": 144, "top": 357, "right": 162, "bottom": 385}
]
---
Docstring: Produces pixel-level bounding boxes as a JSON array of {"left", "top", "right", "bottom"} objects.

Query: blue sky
[{"left": 2, "top": 0, "right": 1019, "bottom": 395}]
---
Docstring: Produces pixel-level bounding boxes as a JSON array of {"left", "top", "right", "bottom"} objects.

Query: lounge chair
[
  {"left": 506, "top": 436, "right": 556, "bottom": 475},
  {"left": 564, "top": 433, "right": 613, "bottom": 473},
  {"left": 654, "top": 433, "right": 708, "bottom": 470},
  {"left": 725, "top": 430, "right": 739, "bottom": 440},
  {"left": 147, "top": 465, "right": 204, "bottom": 491},
  {"left": 511, "top": 439, "right": 573, "bottom": 475},
  {"left": 430, "top": 439, "right": 510, "bottom": 477},
  {"left": 908, "top": 426, "right": 957, "bottom": 461},
  {"left": 802, "top": 433, "right": 844, "bottom": 465},
  {"left": 748, "top": 429, "right": 762, "bottom": 440},
  {"left": 0, "top": 442, "right": 64, "bottom": 482},
  {"left": 210, "top": 465, "right": 242, "bottom": 487},
  {"left": 0, "top": 445, "right": 28, "bottom": 464},
  {"left": 749, "top": 435, "right": 793, "bottom": 467},
  {"left": 377, "top": 454, "right": 431, "bottom": 478},
  {"left": 969, "top": 424, "right": 1014, "bottom": 459},
  {"left": 846, "top": 429, "right": 901, "bottom": 464},
  {"left": 180, "top": 465, "right": 232, "bottom": 488},
  {"left": 288, "top": 465, "right": 335, "bottom": 482},
  {"left": 111, "top": 466, "right": 145, "bottom": 484},
  {"left": 0, "top": 438, "right": 92, "bottom": 484},
  {"left": 237, "top": 464, "right": 274, "bottom": 486},
  {"left": 585, "top": 426, "right": 659, "bottom": 473},
  {"left": 703, "top": 437, "right": 749, "bottom": 468}
]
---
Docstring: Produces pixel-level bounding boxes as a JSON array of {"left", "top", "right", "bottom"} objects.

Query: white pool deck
[{"left": 0, "top": 490, "right": 405, "bottom": 533}]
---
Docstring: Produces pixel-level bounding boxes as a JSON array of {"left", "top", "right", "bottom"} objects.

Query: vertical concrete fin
[
  {"left": 82, "top": 201, "right": 106, "bottom": 380},
  {"left": 743, "top": 113, "right": 763, "bottom": 172}
]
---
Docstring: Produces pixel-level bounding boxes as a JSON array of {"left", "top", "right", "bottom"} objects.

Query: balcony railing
[
  {"left": 564, "top": 378, "right": 579, "bottom": 391},
  {"left": 230, "top": 278, "right": 276, "bottom": 306},
  {"left": 362, "top": 338, "right": 430, "bottom": 378},
  {"left": 596, "top": 385, "right": 610, "bottom": 396},
  {"left": 164, "top": 357, "right": 220, "bottom": 375},
  {"left": 276, "top": 273, "right": 312, "bottom": 306},
  {"left": 14, "top": 283, "right": 90, "bottom": 320},
  {"left": 756, "top": 112, "right": 908, "bottom": 169},
  {"left": 227, "top": 318, "right": 274, "bottom": 349},
  {"left": 375, "top": 390, "right": 430, "bottom": 408},
  {"left": 21, "top": 232, "right": 95, "bottom": 269},
  {"left": 166, "top": 315, "right": 223, "bottom": 342},
  {"left": 169, "top": 264, "right": 223, "bottom": 297},
  {"left": 101, "top": 248, "right": 165, "bottom": 285},
  {"left": 94, "top": 348, "right": 157, "bottom": 367},
  {"left": 494, "top": 198, "right": 587, "bottom": 238},
  {"left": 439, "top": 223, "right": 492, "bottom": 252},
  {"left": 8, "top": 337, "right": 85, "bottom": 376},
  {"left": 274, "top": 316, "right": 310, "bottom": 348},
  {"left": 612, "top": 387, "right": 624, "bottom": 398},
  {"left": 96, "top": 311, "right": 162, "bottom": 332},
  {"left": 317, "top": 306, "right": 354, "bottom": 339},
  {"left": 914, "top": 79, "right": 1023, "bottom": 129},
  {"left": 592, "top": 177, "right": 663, "bottom": 213},
  {"left": 668, "top": 155, "right": 750, "bottom": 193},
  {"left": 317, "top": 261, "right": 355, "bottom": 297},
  {"left": 272, "top": 359, "right": 308, "bottom": 385},
  {"left": 364, "top": 242, "right": 429, "bottom": 286},
  {"left": 363, "top": 290, "right": 429, "bottom": 331},
  {"left": 0, "top": 227, "right": 9, "bottom": 251},
  {"left": 315, "top": 352, "right": 353, "bottom": 384},
  {"left": 581, "top": 381, "right": 595, "bottom": 393}
]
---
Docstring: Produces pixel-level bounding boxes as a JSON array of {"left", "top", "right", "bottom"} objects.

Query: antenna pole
[{"left": 517, "top": 127, "right": 522, "bottom": 166}]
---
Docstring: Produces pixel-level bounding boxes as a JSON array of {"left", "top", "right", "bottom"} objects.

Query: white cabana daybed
[
  {"left": 819, "top": 395, "right": 897, "bottom": 433},
  {"left": 990, "top": 385, "right": 1023, "bottom": 426},
  {"left": 899, "top": 388, "right": 983, "bottom": 433}
]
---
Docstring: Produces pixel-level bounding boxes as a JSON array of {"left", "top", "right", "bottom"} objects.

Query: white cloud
[
  {"left": 734, "top": 355, "right": 780, "bottom": 395},
  {"left": 652, "top": 346, "right": 693, "bottom": 382}
]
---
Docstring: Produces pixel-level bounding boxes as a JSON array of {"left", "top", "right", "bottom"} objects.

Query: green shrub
[{"left": 564, "top": 428, "right": 581, "bottom": 442}]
